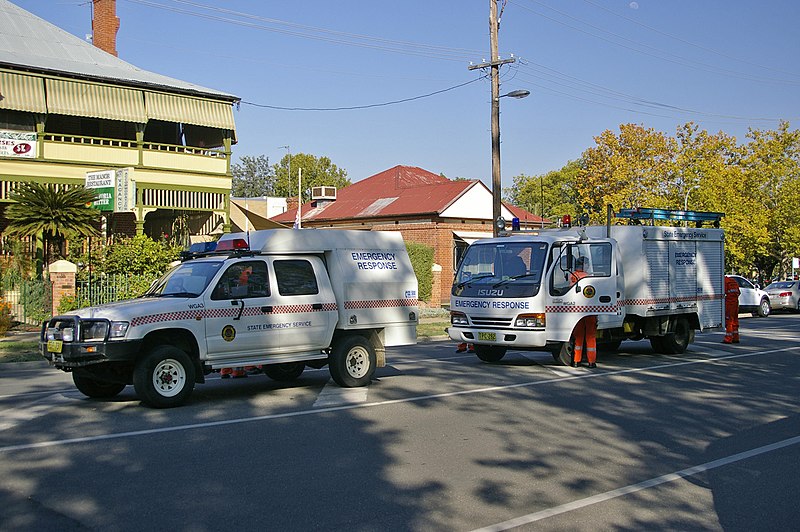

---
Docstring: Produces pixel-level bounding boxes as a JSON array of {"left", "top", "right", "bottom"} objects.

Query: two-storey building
[{"left": 0, "top": 0, "right": 239, "bottom": 246}]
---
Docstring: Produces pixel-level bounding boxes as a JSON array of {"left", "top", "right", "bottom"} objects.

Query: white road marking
[
  {"left": 471, "top": 434, "right": 800, "bottom": 531},
  {"left": 0, "top": 345, "right": 796, "bottom": 454},
  {"left": 313, "top": 380, "right": 369, "bottom": 407}
]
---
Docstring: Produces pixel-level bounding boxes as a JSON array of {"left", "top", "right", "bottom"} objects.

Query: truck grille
[{"left": 470, "top": 316, "right": 514, "bottom": 327}]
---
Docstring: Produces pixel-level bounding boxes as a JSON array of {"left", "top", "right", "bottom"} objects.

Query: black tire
[
  {"left": 756, "top": 298, "right": 770, "bottom": 317},
  {"left": 649, "top": 336, "right": 666, "bottom": 353},
  {"left": 661, "top": 317, "right": 691, "bottom": 354},
  {"left": 553, "top": 340, "right": 574, "bottom": 366},
  {"left": 263, "top": 362, "right": 305, "bottom": 382},
  {"left": 329, "top": 336, "right": 376, "bottom": 388},
  {"left": 72, "top": 372, "right": 126, "bottom": 399},
  {"left": 133, "top": 346, "right": 195, "bottom": 408},
  {"left": 474, "top": 344, "right": 507, "bottom": 363}
]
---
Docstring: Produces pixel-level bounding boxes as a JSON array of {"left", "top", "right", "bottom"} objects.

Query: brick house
[{"left": 271, "top": 165, "right": 545, "bottom": 306}]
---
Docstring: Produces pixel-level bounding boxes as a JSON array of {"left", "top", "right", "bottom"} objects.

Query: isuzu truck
[{"left": 448, "top": 208, "right": 725, "bottom": 365}]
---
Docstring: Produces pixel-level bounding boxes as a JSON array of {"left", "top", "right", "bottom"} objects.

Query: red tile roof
[
  {"left": 272, "top": 164, "right": 544, "bottom": 224},
  {"left": 272, "top": 165, "right": 477, "bottom": 223}
]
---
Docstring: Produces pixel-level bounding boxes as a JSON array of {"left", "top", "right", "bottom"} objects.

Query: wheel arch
[{"left": 140, "top": 328, "right": 204, "bottom": 383}]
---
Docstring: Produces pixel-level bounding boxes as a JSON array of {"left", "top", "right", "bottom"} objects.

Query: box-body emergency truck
[
  {"left": 448, "top": 208, "right": 725, "bottom": 365},
  {"left": 41, "top": 229, "right": 418, "bottom": 407}
]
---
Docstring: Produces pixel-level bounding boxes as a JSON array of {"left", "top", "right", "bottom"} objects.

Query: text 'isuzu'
[
  {"left": 448, "top": 208, "right": 725, "bottom": 365},
  {"left": 41, "top": 230, "right": 419, "bottom": 407}
]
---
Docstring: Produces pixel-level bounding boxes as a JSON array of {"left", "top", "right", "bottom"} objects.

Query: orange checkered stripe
[
  {"left": 546, "top": 305, "right": 617, "bottom": 313},
  {"left": 621, "top": 293, "right": 723, "bottom": 306},
  {"left": 344, "top": 299, "right": 418, "bottom": 310},
  {"left": 131, "top": 303, "right": 338, "bottom": 328}
]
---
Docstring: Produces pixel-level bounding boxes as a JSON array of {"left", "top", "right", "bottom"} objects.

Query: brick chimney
[{"left": 92, "top": 0, "right": 120, "bottom": 57}]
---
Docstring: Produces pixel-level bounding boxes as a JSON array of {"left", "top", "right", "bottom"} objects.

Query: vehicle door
[
  {"left": 546, "top": 241, "right": 619, "bottom": 341},
  {"left": 204, "top": 259, "right": 281, "bottom": 358},
  {"left": 734, "top": 276, "right": 758, "bottom": 308},
  {"left": 268, "top": 256, "right": 338, "bottom": 351}
]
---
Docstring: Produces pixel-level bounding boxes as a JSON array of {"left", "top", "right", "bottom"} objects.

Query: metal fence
[
  {"left": 1, "top": 277, "right": 52, "bottom": 326},
  {"left": 75, "top": 274, "right": 156, "bottom": 307}
]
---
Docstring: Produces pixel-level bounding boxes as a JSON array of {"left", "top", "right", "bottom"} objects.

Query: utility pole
[{"left": 469, "top": 1, "right": 516, "bottom": 237}]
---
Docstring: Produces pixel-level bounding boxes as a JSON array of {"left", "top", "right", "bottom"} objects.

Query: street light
[
  {"left": 684, "top": 185, "right": 700, "bottom": 212},
  {"left": 490, "top": 89, "right": 530, "bottom": 236}
]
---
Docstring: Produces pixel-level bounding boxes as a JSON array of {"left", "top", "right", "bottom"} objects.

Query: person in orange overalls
[
  {"left": 723, "top": 275, "right": 741, "bottom": 344},
  {"left": 569, "top": 258, "right": 597, "bottom": 368}
]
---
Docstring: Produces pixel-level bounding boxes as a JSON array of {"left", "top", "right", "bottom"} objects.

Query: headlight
[
  {"left": 110, "top": 321, "right": 130, "bottom": 339},
  {"left": 450, "top": 311, "right": 469, "bottom": 326},
  {"left": 62, "top": 328, "right": 75, "bottom": 342},
  {"left": 514, "top": 313, "right": 546, "bottom": 328}
]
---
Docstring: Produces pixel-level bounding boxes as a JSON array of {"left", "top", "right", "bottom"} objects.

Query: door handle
[
  {"left": 261, "top": 306, "right": 273, "bottom": 313},
  {"left": 599, "top": 296, "right": 611, "bottom": 303},
  {"left": 312, "top": 303, "right": 323, "bottom": 310}
]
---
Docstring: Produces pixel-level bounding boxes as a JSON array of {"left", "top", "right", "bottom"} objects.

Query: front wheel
[
  {"left": 755, "top": 298, "right": 771, "bottom": 317},
  {"left": 329, "top": 336, "right": 376, "bottom": 388},
  {"left": 553, "top": 340, "right": 574, "bottom": 366},
  {"left": 263, "top": 362, "right": 305, "bottom": 382},
  {"left": 72, "top": 372, "right": 126, "bottom": 399},
  {"left": 133, "top": 346, "right": 196, "bottom": 408},
  {"left": 474, "top": 345, "right": 507, "bottom": 363}
]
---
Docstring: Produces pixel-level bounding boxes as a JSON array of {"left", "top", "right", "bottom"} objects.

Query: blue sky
[{"left": 13, "top": 0, "right": 800, "bottom": 189}]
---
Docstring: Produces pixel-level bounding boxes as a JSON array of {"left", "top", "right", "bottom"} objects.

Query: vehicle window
[
  {"left": 275, "top": 260, "right": 319, "bottom": 296},
  {"left": 211, "top": 260, "right": 269, "bottom": 300},
  {"left": 147, "top": 261, "right": 223, "bottom": 297},
  {"left": 550, "top": 242, "right": 612, "bottom": 296},
  {"left": 735, "top": 277, "right": 753, "bottom": 289}
]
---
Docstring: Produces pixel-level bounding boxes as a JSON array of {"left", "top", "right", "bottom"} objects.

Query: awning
[
  {"left": 453, "top": 230, "right": 492, "bottom": 244},
  {"left": 45, "top": 78, "right": 146, "bottom": 122},
  {"left": 145, "top": 91, "right": 236, "bottom": 131},
  {"left": 230, "top": 200, "right": 288, "bottom": 232},
  {"left": 0, "top": 71, "right": 47, "bottom": 113}
]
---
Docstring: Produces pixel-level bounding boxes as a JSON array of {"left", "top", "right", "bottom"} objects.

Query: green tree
[
  {"left": 103, "top": 235, "right": 182, "bottom": 277},
  {"left": 4, "top": 182, "right": 99, "bottom": 266},
  {"left": 580, "top": 124, "right": 676, "bottom": 221},
  {"left": 273, "top": 153, "right": 350, "bottom": 203},
  {"left": 740, "top": 121, "right": 800, "bottom": 279},
  {"left": 506, "top": 159, "right": 584, "bottom": 222},
  {"left": 231, "top": 155, "right": 275, "bottom": 197}
]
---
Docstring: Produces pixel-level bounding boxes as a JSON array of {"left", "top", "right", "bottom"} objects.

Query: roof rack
[{"left": 615, "top": 208, "right": 724, "bottom": 227}]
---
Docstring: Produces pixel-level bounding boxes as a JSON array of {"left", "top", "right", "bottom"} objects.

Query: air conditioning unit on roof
[{"left": 311, "top": 186, "right": 337, "bottom": 201}]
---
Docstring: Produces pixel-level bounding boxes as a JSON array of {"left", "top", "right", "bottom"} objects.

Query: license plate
[
  {"left": 47, "top": 340, "right": 63, "bottom": 354},
  {"left": 477, "top": 332, "right": 496, "bottom": 341}
]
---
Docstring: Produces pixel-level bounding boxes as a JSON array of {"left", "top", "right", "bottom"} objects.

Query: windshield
[
  {"left": 452, "top": 242, "right": 548, "bottom": 298},
  {"left": 144, "top": 261, "right": 224, "bottom": 297}
]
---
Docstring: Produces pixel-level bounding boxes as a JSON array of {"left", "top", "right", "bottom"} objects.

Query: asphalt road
[{"left": 1, "top": 314, "right": 798, "bottom": 531}]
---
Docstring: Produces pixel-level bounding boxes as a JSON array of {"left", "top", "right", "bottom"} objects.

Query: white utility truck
[
  {"left": 41, "top": 229, "right": 419, "bottom": 407},
  {"left": 448, "top": 208, "right": 725, "bottom": 365}
]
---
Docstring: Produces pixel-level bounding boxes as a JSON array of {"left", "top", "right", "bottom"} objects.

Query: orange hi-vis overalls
[
  {"left": 723, "top": 276, "right": 740, "bottom": 343},
  {"left": 573, "top": 315, "right": 598, "bottom": 365}
]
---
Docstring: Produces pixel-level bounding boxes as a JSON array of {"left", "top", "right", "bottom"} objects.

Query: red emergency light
[
  {"left": 215, "top": 238, "right": 249, "bottom": 252},
  {"left": 561, "top": 215, "right": 571, "bottom": 227}
]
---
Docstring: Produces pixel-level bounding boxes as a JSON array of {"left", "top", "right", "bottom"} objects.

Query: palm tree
[{"left": 4, "top": 182, "right": 100, "bottom": 266}]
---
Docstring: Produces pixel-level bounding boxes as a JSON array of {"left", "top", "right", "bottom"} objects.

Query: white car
[{"left": 727, "top": 274, "right": 770, "bottom": 317}]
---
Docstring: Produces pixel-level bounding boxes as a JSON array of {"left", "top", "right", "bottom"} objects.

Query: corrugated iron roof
[
  {"left": 272, "top": 165, "right": 534, "bottom": 224},
  {"left": 0, "top": 0, "right": 238, "bottom": 101}
]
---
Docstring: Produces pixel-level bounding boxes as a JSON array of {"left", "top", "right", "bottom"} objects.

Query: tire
[
  {"left": 474, "top": 344, "right": 507, "bottom": 363},
  {"left": 133, "top": 346, "right": 195, "bottom": 408},
  {"left": 661, "top": 317, "right": 691, "bottom": 354},
  {"left": 72, "top": 372, "right": 126, "bottom": 399},
  {"left": 329, "top": 336, "right": 376, "bottom": 388},
  {"left": 263, "top": 362, "right": 305, "bottom": 382},
  {"left": 553, "top": 340, "right": 574, "bottom": 366},
  {"left": 649, "top": 336, "right": 666, "bottom": 353},
  {"left": 756, "top": 298, "right": 770, "bottom": 317}
]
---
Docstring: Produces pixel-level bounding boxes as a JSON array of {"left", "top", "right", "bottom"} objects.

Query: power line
[
  {"left": 240, "top": 76, "right": 486, "bottom": 111},
  {"left": 510, "top": 0, "right": 800, "bottom": 85},
  {"left": 124, "top": 0, "right": 484, "bottom": 62}
]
